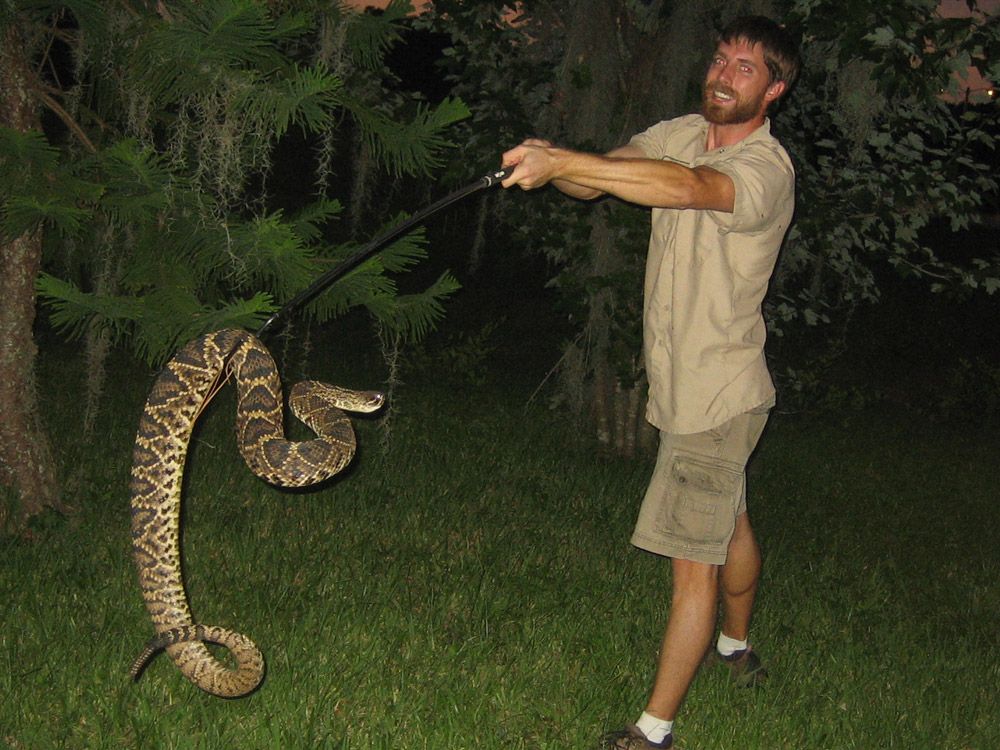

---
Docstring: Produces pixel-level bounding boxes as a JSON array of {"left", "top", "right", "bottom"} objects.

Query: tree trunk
[
  {"left": 579, "top": 203, "right": 656, "bottom": 455},
  {"left": 0, "top": 22, "right": 65, "bottom": 529}
]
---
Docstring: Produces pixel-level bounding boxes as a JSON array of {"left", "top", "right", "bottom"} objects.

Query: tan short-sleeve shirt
[{"left": 629, "top": 114, "right": 794, "bottom": 434}]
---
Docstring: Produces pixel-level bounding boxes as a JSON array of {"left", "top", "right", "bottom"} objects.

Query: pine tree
[{"left": 0, "top": 0, "right": 470, "bottom": 527}]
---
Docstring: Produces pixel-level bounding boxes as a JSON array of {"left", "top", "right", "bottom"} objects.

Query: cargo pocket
[{"left": 664, "top": 451, "right": 742, "bottom": 547}]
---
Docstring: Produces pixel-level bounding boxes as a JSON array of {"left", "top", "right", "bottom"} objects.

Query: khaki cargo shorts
[{"left": 630, "top": 401, "right": 772, "bottom": 565}]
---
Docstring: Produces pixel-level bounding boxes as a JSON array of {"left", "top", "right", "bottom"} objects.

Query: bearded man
[{"left": 500, "top": 16, "right": 801, "bottom": 749}]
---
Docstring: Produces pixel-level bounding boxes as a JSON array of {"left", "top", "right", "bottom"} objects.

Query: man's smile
[{"left": 708, "top": 84, "right": 738, "bottom": 102}]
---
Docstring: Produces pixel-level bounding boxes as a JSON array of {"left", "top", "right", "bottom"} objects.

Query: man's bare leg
[
  {"left": 643, "top": 558, "right": 719, "bottom": 721},
  {"left": 719, "top": 512, "right": 760, "bottom": 642}
]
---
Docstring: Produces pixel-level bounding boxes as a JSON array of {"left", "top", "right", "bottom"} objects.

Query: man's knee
[{"left": 671, "top": 558, "right": 719, "bottom": 598}]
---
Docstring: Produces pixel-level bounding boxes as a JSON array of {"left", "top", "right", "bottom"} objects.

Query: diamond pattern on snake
[{"left": 129, "top": 328, "right": 383, "bottom": 697}]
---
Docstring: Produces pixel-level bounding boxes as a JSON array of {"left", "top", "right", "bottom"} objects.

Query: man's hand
[
  {"left": 500, "top": 138, "right": 608, "bottom": 200},
  {"left": 500, "top": 139, "right": 556, "bottom": 190}
]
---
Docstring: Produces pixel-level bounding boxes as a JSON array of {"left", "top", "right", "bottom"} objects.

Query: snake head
[
  {"left": 358, "top": 390, "right": 386, "bottom": 413},
  {"left": 289, "top": 381, "right": 386, "bottom": 414},
  {"left": 340, "top": 387, "right": 385, "bottom": 414}
]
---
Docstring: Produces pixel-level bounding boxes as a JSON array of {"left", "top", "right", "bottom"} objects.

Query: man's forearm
[
  {"left": 503, "top": 143, "right": 734, "bottom": 213},
  {"left": 550, "top": 177, "right": 605, "bottom": 201}
]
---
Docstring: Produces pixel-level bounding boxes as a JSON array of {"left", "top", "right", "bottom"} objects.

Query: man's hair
[{"left": 719, "top": 15, "right": 801, "bottom": 90}]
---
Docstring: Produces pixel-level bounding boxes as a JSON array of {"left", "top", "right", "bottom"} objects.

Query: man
[{"left": 500, "top": 16, "right": 801, "bottom": 750}]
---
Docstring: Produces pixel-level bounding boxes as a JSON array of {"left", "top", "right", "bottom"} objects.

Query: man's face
[{"left": 702, "top": 39, "right": 778, "bottom": 125}]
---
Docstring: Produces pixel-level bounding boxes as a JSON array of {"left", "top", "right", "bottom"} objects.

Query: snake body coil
[{"left": 129, "top": 329, "right": 383, "bottom": 697}]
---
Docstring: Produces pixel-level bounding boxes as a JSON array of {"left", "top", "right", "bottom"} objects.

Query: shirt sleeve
[
  {"left": 628, "top": 125, "right": 663, "bottom": 159},
  {"left": 707, "top": 143, "right": 795, "bottom": 235},
  {"left": 628, "top": 117, "right": 694, "bottom": 163}
]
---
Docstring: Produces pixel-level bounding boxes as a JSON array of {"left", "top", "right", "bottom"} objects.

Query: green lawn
[{"left": 2, "top": 329, "right": 997, "bottom": 749}]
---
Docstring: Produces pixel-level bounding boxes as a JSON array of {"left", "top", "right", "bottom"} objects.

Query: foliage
[
  {"left": 770, "top": 0, "right": 1000, "bottom": 334},
  {"left": 775, "top": 338, "right": 888, "bottom": 415},
  {"left": 403, "top": 316, "right": 503, "bottom": 388},
  {"left": 934, "top": 355, "right": 1000, "bottom": 424},
  {"left": 414, "top": 0, "right": 558, "bottom": 177},
  {"left": 1, "top": 0, "right": 470, "bottom": 367}
]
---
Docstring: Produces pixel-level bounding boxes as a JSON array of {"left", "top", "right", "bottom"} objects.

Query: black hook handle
[{"left": 255, "top": 167, "right": 513, "bottom": 338}]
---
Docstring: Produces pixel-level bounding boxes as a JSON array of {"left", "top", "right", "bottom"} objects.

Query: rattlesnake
[{"left": 129, "top": 328, "right": 383, "bottom": 697}]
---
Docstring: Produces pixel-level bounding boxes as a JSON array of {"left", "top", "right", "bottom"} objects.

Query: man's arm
[
  {"left": 501, "top": 141, "right": 735, "bottom": 213},
  {"left": 545, "top": 144, "right": 644, "bottom": 200}
]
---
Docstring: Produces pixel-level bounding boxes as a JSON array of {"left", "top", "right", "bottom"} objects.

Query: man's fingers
[
  {"left": 500, "top": 140, "right": 555, "bottom": 189},
  {"left": 500, "top": 161, "right": 521, "bottom": 188}
]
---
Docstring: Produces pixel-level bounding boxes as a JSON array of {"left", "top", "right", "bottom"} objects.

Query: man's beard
[{"left": 702, "top": 82, "right": 765, "bottom": 125}]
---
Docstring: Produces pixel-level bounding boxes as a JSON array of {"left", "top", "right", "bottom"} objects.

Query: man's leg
[
  {"left": 643, "top": 513, "right": 761, "bottom": 722},
  {"left": 719, "top": 512, "right": 760, "bottom": 642},
  {"left": 643, "top": 558, "right": 719, "bottom": 721},
  {"left": 619, "top": 406, "right": 771, "bottom": 744}
]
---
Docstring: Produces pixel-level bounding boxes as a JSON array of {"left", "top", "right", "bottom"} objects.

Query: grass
[{"left": 2, "top": 323, "right": 999, "bottom": 749}]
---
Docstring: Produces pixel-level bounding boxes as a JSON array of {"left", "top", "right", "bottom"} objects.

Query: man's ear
[{"left": 765, "top": 80, "right": 787, "bottom": 103}]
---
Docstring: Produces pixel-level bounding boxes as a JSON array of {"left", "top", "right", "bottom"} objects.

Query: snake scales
[{"left": 129, "top": 328, "right": 383, "bottom": 697}]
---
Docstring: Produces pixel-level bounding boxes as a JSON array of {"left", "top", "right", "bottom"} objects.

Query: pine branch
[
  {"left": 347, "top": 96, "right": 471, "bottom": 177},
  {"left": 343, "top": 0, "right": 412, "bottom": 71},
  {"left": 35, "top": 274, "right": 142, "bottom": 342},
  {"left": 364, "top": 270, "right": 461, "bottom": 341},
  {"left": 291, "top": 198, "right": 343, "bottom": 243}
]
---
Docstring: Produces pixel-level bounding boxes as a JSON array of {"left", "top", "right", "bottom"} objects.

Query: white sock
[
  {"left": 716, "top": 632, "right": 748, "bottom": 657},
  {"left": 635, "top": 712, "right": 673, "bottom": 744}
]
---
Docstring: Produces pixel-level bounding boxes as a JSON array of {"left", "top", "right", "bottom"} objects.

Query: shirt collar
[{"left": 698, "top": 116, "right": 772, "bottom": 157}]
